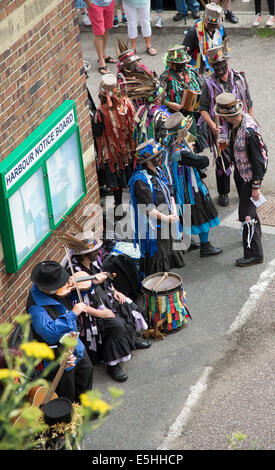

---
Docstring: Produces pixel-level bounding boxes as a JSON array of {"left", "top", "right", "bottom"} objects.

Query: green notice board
[{"left": 0, "top": 100, "right": 87, "bottom": 273}]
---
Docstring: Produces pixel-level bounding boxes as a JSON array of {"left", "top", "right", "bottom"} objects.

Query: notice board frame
[{"left": 0, "top": 100, "right": 87, "bottom": 273}]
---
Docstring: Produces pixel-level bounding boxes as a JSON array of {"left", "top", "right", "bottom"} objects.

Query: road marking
[
  {"left": 228, "top": 256, "right": 275, "bottom": 334},
  {"left": 158, "top": 366, "right": 213, "bottom": 450},
  {"left": 158, "top": 257, "right": 275, "bottom": 450}
]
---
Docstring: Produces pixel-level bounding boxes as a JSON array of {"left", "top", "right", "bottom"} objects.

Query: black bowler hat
[
  {"left": 31, "top": 261, "right": 70, "bottom": 291},
  {"left": 43, "top": 397, "right": 73, "bottom": 426}
]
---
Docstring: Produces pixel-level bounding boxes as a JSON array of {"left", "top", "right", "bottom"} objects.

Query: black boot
[
  {"left": 218, "top": 194, "right": 229, "bottom": 207},
  {"left": 107, "top": 364, "right": 128, "bottom": 382},
  {"left": 200, "top": 242, "right": 223, "bottom": 258}
]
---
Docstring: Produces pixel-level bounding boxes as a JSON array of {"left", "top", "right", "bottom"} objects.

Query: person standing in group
[
  {"left": 84, "top": 0, "right": 118, "bottom": 75},
  {"left": 93, "top": 74, "right": 136, "bottom": 214},
  {"left": 113, "top": 0, "right": 128, "bottom": 27},
  {"left": 160, "top": 45, "right": 206, "bottom": 152},
  {"left": 173, "top": 0, "right": 200, "bottom": 22},
  {"left": 252, "top": 0, "right": 275, "bottom": 26},
  {"left": 182, "top": 2, "right": 226, "bottom": 78},
  {"left": 215, "top": 92, "right": 268, "bottom": 267},
  {"left": 212, "top": 0, "right": 238, "bottom": 24},
  {"left": 76, "top": 0, "right": 92, "bottom": 25},
  {"left": 198, "top": 42, "right": 254, "bottom": 207},
  {"left": 162, "top": 112, "right": 223, "bottom": 259},
  {"left": 122, "top": 0, "right": 158, "bottom": 56},
  {"left": 129, "top": 139, "right": 186, "bottom": 279},
  {"left": 133, "top": 83, "right": 169, "bottom": 145},
  {"left": 154, "top": 0, "right": 164, "bottom": 28}
]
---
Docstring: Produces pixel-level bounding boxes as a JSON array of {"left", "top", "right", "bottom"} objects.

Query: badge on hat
[
  {"left": 204, "top": 2, "right": 223, "bottom": 25},
  {"left": 214, "top": 92, "right": 243, "bottom": 117},
  {"left": 206, "top": 38, "right": 230, "bottom": 64},
  {"left": 166, "top": 45, "right": 191, "bottom": 64},
  {"left": 164, "top": 112, "right": 193, "bottom": 134}
]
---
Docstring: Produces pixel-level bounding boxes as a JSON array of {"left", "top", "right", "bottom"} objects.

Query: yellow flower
[
  {"left": 80, "top": 393, "right": 110, "bottom": 415},
  {"left": 0, "top": 369, "right": 20, "bottom": 380},
  {"left": 20, "top": 341, "right": 54, "bottom": 360}
]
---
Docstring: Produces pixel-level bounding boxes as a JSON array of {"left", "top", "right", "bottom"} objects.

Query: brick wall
[{"left": 0, "top": 0, "right": 101, "bottom": 326}]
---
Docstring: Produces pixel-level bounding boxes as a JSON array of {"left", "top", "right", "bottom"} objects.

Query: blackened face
[
  {"left": 151, "top": 155, "right": 162, "bottom": 167},
  {"left": 205, "top": 21, "right": 218, "bottom": 34},
  {"left": 174, "top": 62, "right": 186, "bottom": 73},
  {"left": 213, "top": 60, "right": 228, "bottom": 78},
  {"left": 86, "top": 251, "right": 98, "bottom": 263}
]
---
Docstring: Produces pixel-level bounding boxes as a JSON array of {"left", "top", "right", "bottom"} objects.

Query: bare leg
[
  {"left": 94, "top": 34, "right": 110, "bottom": 71},
  {"left": 144, "top": 36, "right": 157, "bottom": 55},
  {"left": 130, "top": 37, "right": 137, "bottom": 51}
]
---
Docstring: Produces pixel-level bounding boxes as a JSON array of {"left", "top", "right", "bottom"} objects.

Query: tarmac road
[{"left": 78, "top": 25, "right": 275, "bottom": 452}]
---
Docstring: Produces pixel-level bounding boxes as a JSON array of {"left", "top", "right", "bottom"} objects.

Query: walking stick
[{"left": 215, "top": 114, "right": 226, "bottom": 174}]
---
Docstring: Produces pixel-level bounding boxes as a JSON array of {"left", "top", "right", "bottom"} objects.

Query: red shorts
[{"left": 87, "top": 0, "right": 115, "bottom": 36}]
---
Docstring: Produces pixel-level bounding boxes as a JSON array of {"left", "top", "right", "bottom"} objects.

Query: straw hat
[{"left": 214, "top": 92, "right": 243, "bottom": 117}]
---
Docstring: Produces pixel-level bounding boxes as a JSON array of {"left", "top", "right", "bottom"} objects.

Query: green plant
[
  {"left": 227, "top": 431, "right": 258, "bottom": 450},
  {"left": 227, "top": 431, "right": 247, "bottom": 450},
  {"left": 0, "top": 315, "right": 123, "bottom": 450},
  {"left": 255, "top": 28, "right": 275, "bottom": 38}
]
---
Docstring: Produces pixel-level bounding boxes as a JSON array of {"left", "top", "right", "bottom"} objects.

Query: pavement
[
  {"left": 77, "top": 7, "right": 275, "bottom": 453},
  {"left": 79, "top": 1, "right": 275, "bottom": 36}
]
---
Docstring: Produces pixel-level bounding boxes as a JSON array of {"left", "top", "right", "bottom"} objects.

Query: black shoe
[
  {"left": 107, "top": 364, "right": 128, "bottom": 382},
  {"left": 188, "top": 239, "right": 200, "bottom": 251},
  {"left": 135, "top": 338, "right": 152, "bottom": 349},
  {"left": 218, "top": 194, "right": 229, "bottom": 207},
  {"left": 225, "top": 10, "right": 239, "bottom": 24},
  {"left": 173, "top": 12, "right": 185, "bottom": 22},
  {"left": 191, "top": 11, "right": 200, "bottom": 19},
  {"left": 236, "top": 257, "right": 263, "bottom": 267},
  {"left": 200, "top": 242, "right": 223, "bottom": 257}
]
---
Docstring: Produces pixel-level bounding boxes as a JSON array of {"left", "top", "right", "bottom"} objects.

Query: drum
[
  {"left": 181, "top": 89, "right": 201, "bottom": 112},
  {"left": 142, "top": 272, "right": 191, "bottom": 332}
]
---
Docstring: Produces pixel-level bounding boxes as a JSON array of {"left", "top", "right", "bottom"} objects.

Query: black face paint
[
  {"left": 175, "top": 63, "right": 186, "bottom": 73},
  {"left": 206, "top": 23, "right": 218, "bottom": 35},
  {"left": 151, "top": 156, "right": 162, "bottom": 167},
  {"left": 213, "top": 60, "right": 228, "bottom": 78},
  {"left": 87, "top": 251, "right": 98, "bottom": 262}
]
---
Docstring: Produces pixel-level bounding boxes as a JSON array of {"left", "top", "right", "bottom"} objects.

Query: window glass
[
  {"left": 46, "top": 131, "right": 84, "bottom": 225},
  {"left": 9, "top": 167, "right": 50, "bottom": 264}
]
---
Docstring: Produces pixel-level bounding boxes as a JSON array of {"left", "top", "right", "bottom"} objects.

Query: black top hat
[
  {"left": 31, "top": 261, "right": 70, "bottom": 291},
  {"left": 43, "top": 397, "right": 73, "bottom": 426}
]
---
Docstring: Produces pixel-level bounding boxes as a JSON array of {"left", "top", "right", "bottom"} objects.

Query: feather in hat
[{"left": 55, "top": 233, "right": 88, "bottom": 249}]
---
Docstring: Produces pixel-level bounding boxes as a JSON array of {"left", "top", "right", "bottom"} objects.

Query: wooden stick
[
  {"left": 215, "top": 114, "right": 226, "bottom": 173},
  {"left": 153, "top": 272, "right": 168, "bottom": 291}
]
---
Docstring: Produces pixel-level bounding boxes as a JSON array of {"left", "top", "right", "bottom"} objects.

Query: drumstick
[{"left": 153, "top": 272, "right": 168, "bottom": 291}]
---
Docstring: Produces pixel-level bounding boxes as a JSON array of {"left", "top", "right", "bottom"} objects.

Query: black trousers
[
  {"left": 234, "top": 169, "right": 263, "bottom": 260},
  {"left": 54, "top": 349, "right": 93, "bottom": 403},
  {"left": 216, "top": 150, "right": 231, "bottom": 196}
]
